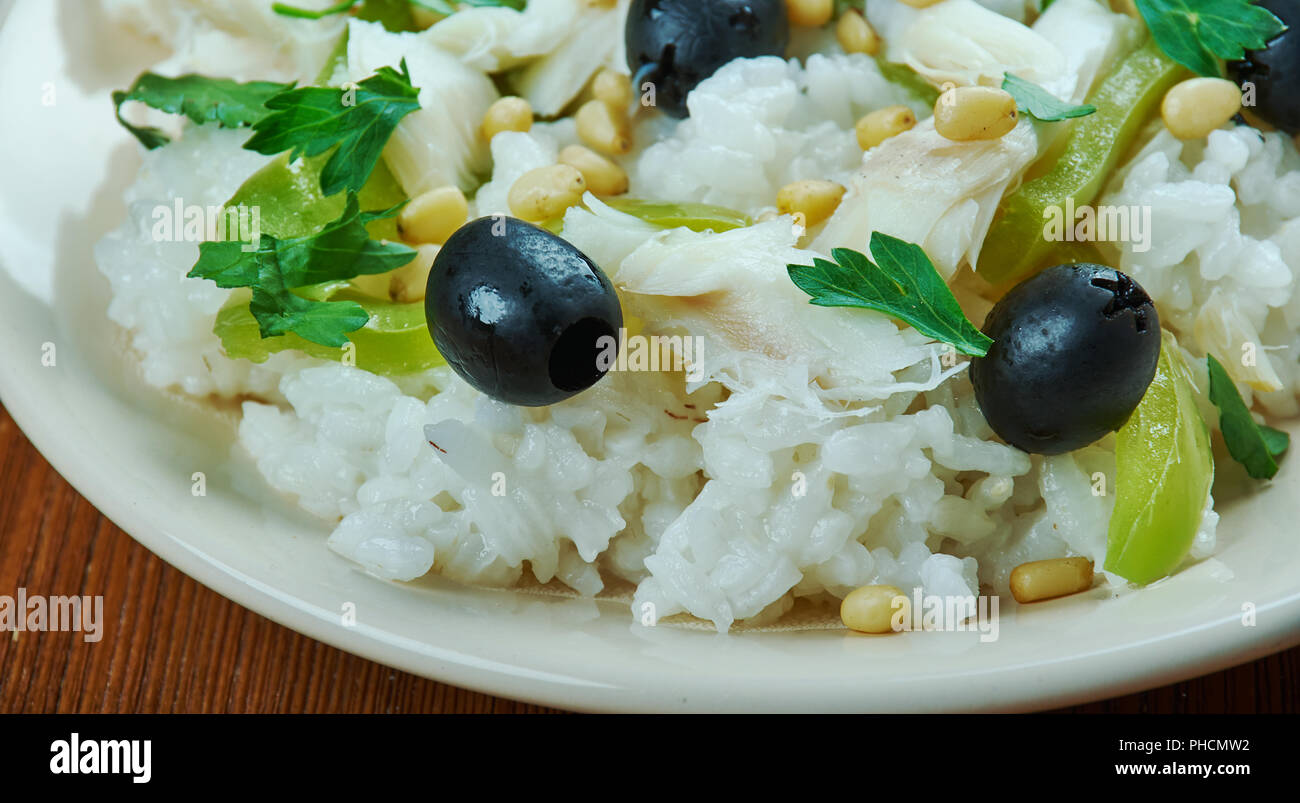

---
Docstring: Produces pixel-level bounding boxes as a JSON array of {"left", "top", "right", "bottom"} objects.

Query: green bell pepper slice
[
  {"left": 1104, "top": 332, "right": 1214, "bottom": 585},
  {"left": 978, "top": 38, "right": 1189, "bottom": 286}
]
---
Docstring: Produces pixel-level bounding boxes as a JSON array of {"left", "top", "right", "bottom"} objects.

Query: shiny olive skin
[
  {"left": 1229, "top": 0, "right": 1299, "bottom": 135},
  {"left": 625, "top": 0, "right": 790, "bottom": 118},
  {"left": 969, "top": 264, "right": 1161, "bottom": 455},
  {"left": 425, "top": 217, "right": 623, "bottom": 407}
]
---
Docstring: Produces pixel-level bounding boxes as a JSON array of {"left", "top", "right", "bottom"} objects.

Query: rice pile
[
  {"left": 95, "top": 1, "right": 1300, "bottom": 631},
  {"left": 1099, "top": 125, "right": 1300, "bottom": 417}
]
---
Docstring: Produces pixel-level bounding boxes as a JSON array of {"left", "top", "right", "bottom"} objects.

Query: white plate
[{"left": 2, "top": 0, "right": 1298, "bottom": 713}]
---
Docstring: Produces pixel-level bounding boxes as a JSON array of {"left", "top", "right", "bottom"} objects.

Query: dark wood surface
[{"left": 1, "top": 402, "right": 1294, "bottom": 714}]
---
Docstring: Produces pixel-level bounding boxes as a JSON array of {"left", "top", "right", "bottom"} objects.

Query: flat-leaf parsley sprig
[
  {"left": 111, "top": 63, "right": 428, "bottom": 351},
  {"left": 1002, "top": 74, "right": 1096, "bottom": 122},
  {"left": 1206, "top": 354, "right": 1290, "bottom": 479},
  {"left": 787, "top": 232, "right": 994, "bottom": 358},
  {"left": 1135, "top": 0, "right": 1287, "bottom": 78},
  {"left": 114, "top": 62, "right": 422, "bottom": 198},
  {"left": 189, "top": 194, "right": 417, "bottom": 347},
  {"left": 243, "top": 61, "right": 421, "bottom": 197},
  {"left": 112, "top": 74, "right": 293, "bottom": 150}
]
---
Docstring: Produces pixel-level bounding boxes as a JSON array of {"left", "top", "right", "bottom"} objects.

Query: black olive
[
  {"left": 625, "top": 0, "right": 790, "bottom": 118},
  {"left": 969, "top": 264, "right": 1161, "bottom": 455},
  {"left": 425, "top": 217, "right": 623, "bottom": 407},
  {"left": 1228, "top": 0, "right": 1299, "bottom": 135}
]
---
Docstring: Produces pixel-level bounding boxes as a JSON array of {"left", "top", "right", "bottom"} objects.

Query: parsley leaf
[
  {"left": 1135, "top": 0, "right": 1287, "bottom": 78},
  {"left": 1260, "top": 425, "right": 1291, "bottom": 458},
  {"left": 189, "top": 193, "right": 416, "bottom": 347},
  {"left": 243, "top": 61, "right": 421, "bottom": 197},
  {"left": 1206, "top": 353, "right": 1290, "bottom": 479},
  {"left": 787, "top": 233, "right": 994, "bottom": 357},
  {"left": 248, "top": 276, "right": 371, "bottom": 346},
  {"left": 113, "top": 73, "right": 292, "bottom": 150},
  {"left": 1002, "top": 73, "right": 1096, "bottom": 122}
]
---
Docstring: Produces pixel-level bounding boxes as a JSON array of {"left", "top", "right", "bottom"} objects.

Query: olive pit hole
[
  {"left": 1091, "top": 273, "right": 1153, "bottom": 333},
  {"left": 549, "top": 317, "right": 618, "bottom": 392}
]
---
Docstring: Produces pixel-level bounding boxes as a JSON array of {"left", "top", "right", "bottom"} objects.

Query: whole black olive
[
  {"left": 426, "top": 217, "right": 623, "bottom": 407},
  {"left": 969, "top": 264, "right": 1161, "bottom": 455},
  {"left": 625, "top": 0, "right": 790, "bottom": 118},
  {"left": 1229, "top": 0, "right": 1299, "bottom": 135}
]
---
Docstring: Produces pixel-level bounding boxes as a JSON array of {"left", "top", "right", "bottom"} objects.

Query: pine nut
[
  {"left": 856, "top": 105, "right": 917, "bottom": 150},
  {"left": 787, "top": 0, "right": 833, "bottom": 27},
  {"left": 836, "top": 9, "right": 880, "bottom": 55},
  {"left": 481, "top": 96, "right": 533, "bottom": 141},
  {"left": 933, "top": 86, "right": 1018, "bottom": 142},
  {"left": 389, "top": 244, "right": 440, "bottom": 303},
  {"left": 840, "top": 585, "right": 907, "bottom": 633},
  {"left": 348, "top": 271, "right": 391, "bottom": 299},
  {"left": 592, "top": 69, "right": 633, "bottom": 113},
  {"left": 575, "top": 99, "right": 633, "bottom": 155},
  {"left": 508, "top": 164, "right": 587, "bottom": 222},
  {"left": 1009, "top": 557, "right": 1094, "bottom": 603},
  {"left": 559, "top": 145, "right": 629, "bottom": 196},
  {"left": 898, "top": 0, "right": 944, "bottom": 7},
  {"left": 1161, "top": 77, "right": 1243, "bottom": 140},
  {"left": 777, "top": 179, "right": 846, "bottom": 227},
  {"left": 397, "top": 186, "right": 468, "bottom": 245}
]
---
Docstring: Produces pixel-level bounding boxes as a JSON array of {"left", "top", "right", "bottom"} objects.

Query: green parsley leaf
[
  {"left": 248, "top": 275, "right": 371, "bottom": 346},
  {"left": 1206, "top": 353, "right": 1290, "bottom": 479},
  {"left": 243, "top": 61, "right": 421, "bottom": 197},
  {"left": 1135, "top": 0, "right": 1287, "bottom": 78},
  {"left": 189, "top": 193, "right": 416, "bottom": 347},
  {"left": 1260, "top": 424, "right": 1291, "bottom": 457},
  {"left": 1002, "top": 73, "right": 1096, "bottom": 122},
  {"left": 112, "top": 73, "right": 292, "bottom": 150},
  {"left": 787, "top": 233, "right": 994, "bottom": 358}
]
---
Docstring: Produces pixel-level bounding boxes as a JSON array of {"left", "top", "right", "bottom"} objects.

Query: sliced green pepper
[
  {"left": 227, "top": 150, "right": 405, "bottom": 240},
  {"left": 313, "top": 28, "right": 351, "bottom": 87},
  {"left": 214, "top": 285, "right": 441, "bottom": 374},
  {"left": 540, "top": 198, "right": 752, "bottom": 234},
  {"left": 874, "top": 56, "right": 940, "bottom": 108},
  {"left": 604, "top": 198, "right": 752, "bottom": 232},
  {"left": 978, "top": 38, "right": 1189, "bottom": 286},
  {"left": 356, "top": 0, "right": 420, "bottom": 32},
  {"left": 213, "top": 150, "right": 445, "bottom": 376},
  {"left": 1104, "top": 332, "right": 1214, "bottom": 586}
]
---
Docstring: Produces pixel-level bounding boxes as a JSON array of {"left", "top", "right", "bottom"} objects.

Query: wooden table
[{"left": 1, "top": 402, "right": 1294, "bottom": 714}]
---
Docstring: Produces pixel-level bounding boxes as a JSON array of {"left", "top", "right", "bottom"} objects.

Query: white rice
[
  {"left": 94, "top": 3, "right": 1300, "bottom": 631},
  {"left": 1099, "top": 125, "right": 1300, "bottom": 417}
]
